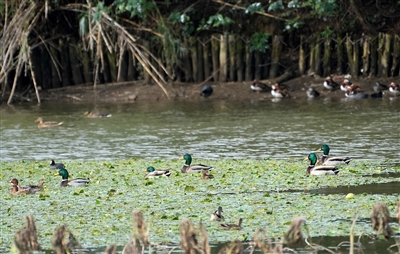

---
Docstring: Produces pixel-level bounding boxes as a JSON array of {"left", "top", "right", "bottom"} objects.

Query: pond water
[{"left": 1, "top": 96, "right": 399, "bottom": 162}]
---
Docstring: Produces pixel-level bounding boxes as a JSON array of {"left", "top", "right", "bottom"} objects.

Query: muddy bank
[{"left": 33, "top": 76, "right": 399, "bottom": 103}]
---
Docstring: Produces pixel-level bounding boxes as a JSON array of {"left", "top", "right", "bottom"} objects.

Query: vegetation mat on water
[{"left": 1, "top": 159, "right": 399, "bottom": 250}]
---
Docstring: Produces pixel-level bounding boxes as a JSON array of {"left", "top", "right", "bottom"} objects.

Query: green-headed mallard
[
  {"left": 55, "top": 169, "right": 90, "bottom": 187},
  {"left": 9, "top": 178, "right": 45, "bottom": 194},
  {"left": 219, "top": 218, "right": 242, "bottom": 230},
  {"left": 306, "top": 153, "right": 339, "bottom": 175},
  {"left": 201, "top": 170, "right": 214, "bottom": 179},
  {"left": 85, "top": 110, "right": 112, "bottom": 118},
  {"left": 210, "top": 207, "right": 224, "bottom": 221},
  {"left": 50, "top": 160, "right": 65, "bottom": 170},
  {"left": 145, "top": 166, "right": 171, "bottom": 178},
  {"left": 35, "top": 117, "right": 63, "bottom": 128},
  {"left": 317, "top": 144, "right": 351, "bottom": 165},
  {"left": 181, "top": 154, "right": 213, "bottom": 173}
]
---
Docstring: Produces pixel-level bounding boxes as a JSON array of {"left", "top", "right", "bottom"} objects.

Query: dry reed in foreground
[{"left": 10, "top": 201, "right": 400, "bottom": 254}]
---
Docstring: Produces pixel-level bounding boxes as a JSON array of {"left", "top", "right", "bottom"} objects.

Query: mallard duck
[
  {"left": 306, "top": 87, "right": 320, "bottom": 98},
  {"left": 85, "top": 110, "right": 112, "bottom": 118},
  {"left": 251, "top": 80, "right": 271, "bottom": 93},
  {"left": 317, "top": 144, "right": 351, "bottom": 165},
  {"left": 50, "top": 160, "right": 65, "bottom": 170},
  {"left": 210, "top": 207, "right": 224, "bottom": 221},
  {"left": 200, "top": 85, "right": 213, "bottom": 97},
  {"left": 389, "top": 82, "right": 399, "bottom": 95},
  {"left": 271, "top": 83, "right": 290, "bottom": 98},
  {"left": 55, "top": 169, "right": 90, "bottom": 187},
  {"left": 373, "top": 81, "right": 388, "bottom": 92},
  {"left": 181, "top": 154, "right": 213, "bottom": 173},
  {"left": 219, "top": 218, "right": 242, "bottom": 230},
  {"left": 10, "top": 184, "right": 32, "bottom": 195},
  {"left": 323, "top": 77, "right": 339, "bottom": 91},
  {"left": 10, "top": 178, "right": 46, "bottom": 193},
  {"left": 306, "top": 153, "right": 339, "bottom": 175},
  {"left": 201, "top": 170, "right": 214, "bottom": 179},
  {"left": 144, "top": 166, "right": 171, "bottom": 178},
  {"left": 35, "top": 117, "right": 63, "bottom": 128}
]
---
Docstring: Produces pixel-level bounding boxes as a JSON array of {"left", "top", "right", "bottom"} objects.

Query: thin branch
[{"left": 212, "top": 0, "right": 287, "bottom": 21}]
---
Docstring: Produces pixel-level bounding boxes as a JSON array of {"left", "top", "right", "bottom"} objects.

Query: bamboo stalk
[
  {"left": 235, "top": 38, "right": 244, "bottom": 82},
  {"left": 228, "top": 34, "right": 236, "bottom": 81},
  {"left": 362, "top": 36, "right": 370, "bottom": 76},
  {"left": 314, "top": 34, "right": 322, "bottom": 75},
  {"left": 322, "top": 37, "right": 331, "bottom": 77},
  {"left": 28, "top": 52, "right": 41, "bottom": 104},
  {"left": 219, "top": 34, "right": 228, "bottom": 82},
  {"left": 299, "top": 35, "right": 306, "bottom": 75},
  {"left": 269, "top": 35, "right": 282, "bottom": 78},
  {"left": 391, "top": 36, "right": 400, "bottom": 76},
  {"left": 211, "top": 34, "right": 219, "bottom": 81}
]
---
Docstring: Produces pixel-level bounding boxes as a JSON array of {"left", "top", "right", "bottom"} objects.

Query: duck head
[
  {"left": 183, "top": 154, "right": 192, "bottom": 165},
  {"left": 308, "top": 153, "right": 318, "bottom": 165},
  {"left": 146, "top": 166, "right": 155, "bottom": 172},
  {"left": 56, "top": 168, "right": 69, "bottom": 180}
]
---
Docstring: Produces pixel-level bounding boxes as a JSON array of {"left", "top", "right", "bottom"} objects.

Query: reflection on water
[{"left": 0, "top": 97, "right": 399, "bottom": 161}]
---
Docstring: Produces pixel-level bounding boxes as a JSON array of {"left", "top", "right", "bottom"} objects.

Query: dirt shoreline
[{"left": 37, "top": 76, "right": 398, "bottom": 103}]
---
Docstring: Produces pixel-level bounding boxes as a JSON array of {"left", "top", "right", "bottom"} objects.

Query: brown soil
[{"left": 39, "top": 76, "right": 397, "bottom": 103}]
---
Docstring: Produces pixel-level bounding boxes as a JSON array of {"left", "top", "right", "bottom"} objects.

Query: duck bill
[{"left": 54, "top": 172, "right": 60, "bottom": 176}]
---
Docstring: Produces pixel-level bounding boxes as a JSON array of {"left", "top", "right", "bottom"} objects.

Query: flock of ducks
[
  {"left": 34, "top": 110, "right": 111, "bottom": 128},
  {"left": 251, "top": 76, "right": 400, "bottom": 99},
  {"left": 9, "top": 145, "right": 348, "bottom": 231}
]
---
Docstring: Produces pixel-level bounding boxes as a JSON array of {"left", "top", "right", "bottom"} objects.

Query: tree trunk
[
  {"left": 235, "top": 38, "right": 244, "bottom": 82},
  {"left": 352, "top": 39, "right": 360, "bottom": 77},
  {"left": 378, "top": 33, "right": 392, "bottom": 77},
  {"left": 361, "top": 36, "right": 370, "bottom": 77},
  {"left": 254, "top": 52, "right": 262, "bottom": 80},
  {"left": 245, "top": 43, "right": 252, "bottom": 81},
  {"left": 391, "top": 37, "right": 400, "bottom": 77},
  {"left": 102, "top": 50, "right": 112, "bottom": 83},
  {"left": 308, "top": 37, "right": 315, "bottom": 75},
  {"left": 118, "top": 50, "right": 128, "bottom": 82},
  {"left": 219, "top": 34, "right": 228, "bottom": 82},
  {"left": 370, "top": 36, "right": 378, "bottom": 76},
  {"left": 68, "top": 42, "right": 84, "bottom": 85},
  {"left": 345, "top": 35, "right": 354, "bottom": 75},
  {"left": 142, "top": 40, "right": 151, "bottom": 84},
  {"left": 40, "top": 46, "right": 52, "bottom": 90},
  {"left": 298, "top": 35, "right": 306, "bottom": 75},
  {"left": 59, "top": 39, "right": 72, "bottom": 86},
  {"left": 49, "top": 45, "right": 60, "bottom": 88},
  {"left": 30, "top": 47, "right": 43, "bottom": 89},
  {"left": 228, "top": 34, "right": 236, "bottom": 81},
  {"left": 269, "top": 35, "right": 282, "bottom": 78},
  {"left": 197, "top": 39, "right": 204, "bottom": 81},
  {"left": 127, "top": 51, "right": 137, "bottom": 81},
  {"left": 322, "top": 37, "right": 331, "bottom": 77},
  {"left": 190, "top": 37, "right": 198, "bottom": 82},
  {"left": 211, "top": 34, "right": 219, "bottom": 82},
  {"left": 314, "top": 34, "right": 322, "bottom": 76},
  {"left": 82, "top": 50, "right": 92, "bottom": 83},
  {"left": 202, "top": 39, "right": 211, "bottom": 80},
  {"left": 336, "top": 35, "right": 344, "bottom": 75}
]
